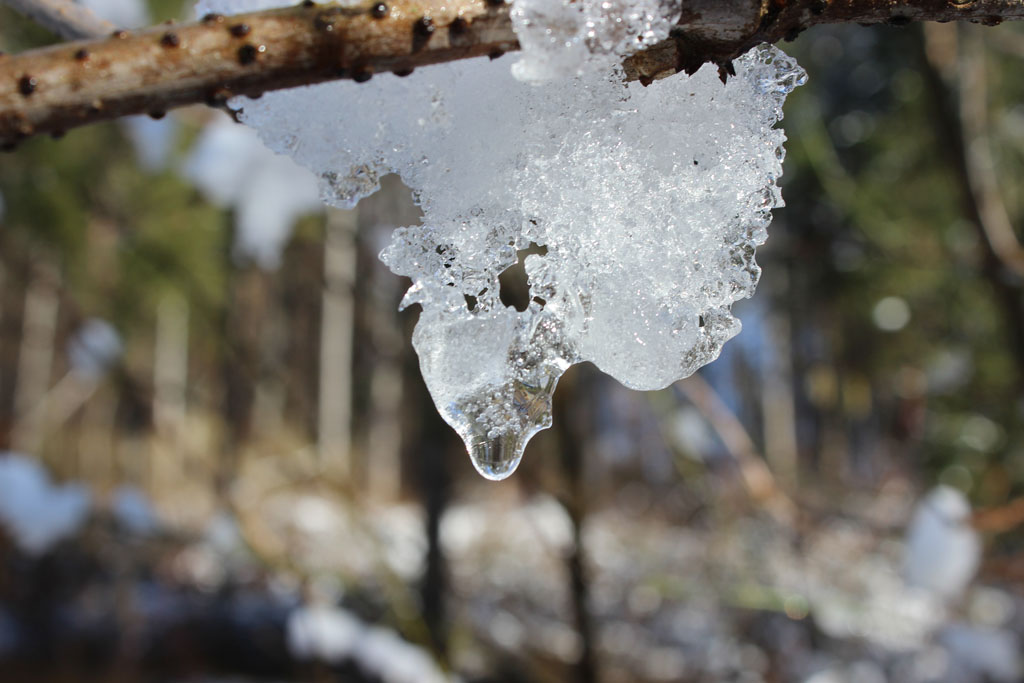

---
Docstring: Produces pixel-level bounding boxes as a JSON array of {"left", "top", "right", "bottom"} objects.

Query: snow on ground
[
  {"left": 938, "top": 623, "right": 1020, "bottom": 683},
  {"left": 903, "top": 486, "right": 981, "bottom": 600},
  {"left": 229, "top": 482, "right": 1018, "bottom": 682},
  {"left": 0, "top": 453, "right": 90, "bottom": 555},
  {"left": 0, "top": 607, "right": 18, "bottom": 656},
  {"left": 110, "top": 485, "right": 162, "bottom": 535},
  {"left": 0, "top": 464, "right": 1017, "bottom": 682},
  {"left": 287, "top": 604, "right": 455, "bottom": 683}
]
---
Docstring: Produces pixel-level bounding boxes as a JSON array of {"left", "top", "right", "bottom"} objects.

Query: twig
[
  {"left": 1, "top": 0, "right": 115, "bottom": 40},
  {"left": 972, "top": 495, "right": 1024, "bottom": 532},
  {"left": 2, "top": 0, "right": 1024, "bottom": 146},
  {"left": 675, "top": 373, "right": 798, "bottom": 525},
  {"left": 958, "top": 26, "right": 1024, "bottom": 279}
]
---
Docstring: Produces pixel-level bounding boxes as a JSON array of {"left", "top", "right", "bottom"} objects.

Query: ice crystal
[
  {"left": 196, "top": 0, "right": 805, "bottom": 479},
  {"left": 509, "top": 0, "right": 678, "bottom": 82}
]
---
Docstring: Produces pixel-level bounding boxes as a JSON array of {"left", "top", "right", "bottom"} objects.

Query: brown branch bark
[
  {"left": 0, "top": 0, "right": 519, "bottom": 147},
  {"left": 2, "top": 0, "right": 1023, "bottom": 146}
]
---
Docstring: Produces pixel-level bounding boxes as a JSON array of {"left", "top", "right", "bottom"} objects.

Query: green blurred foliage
[{"left": 779, "top": 23, "right": 1024, "bottom": 506}]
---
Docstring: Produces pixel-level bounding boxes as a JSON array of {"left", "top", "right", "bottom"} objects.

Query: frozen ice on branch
[
  {"left": 509, "top": 0, "right": 678, "bottom": 82},
  {"left": 197, "top": 0, "right": 806, "bottom": 479}
]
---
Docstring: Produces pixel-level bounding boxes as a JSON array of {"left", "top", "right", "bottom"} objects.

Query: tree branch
[
  {"left": 958, "top": 26, "right": 1024, "bottom": 279},
  {"left": 624, "top": 0, "right": 1024, "bottom": 82},
  {"left": 2, "top": 0, "right": 1023, "bottom": 147},
  {"left": 0, "top": 0, "right": 517, "bottom": 147},
  {"left": 918, "top": 23, "right": 1024, "bottom": 392},
  {"left": 1, "top": 0, "right": 114, "bottom": 41},
  {"left": 675, "top": 373, "right": 797, "bottom": 525}
]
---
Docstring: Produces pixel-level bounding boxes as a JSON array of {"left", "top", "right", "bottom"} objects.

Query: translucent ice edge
[{"left": 199, "top": 0, "right": 806, "bottom": 480}]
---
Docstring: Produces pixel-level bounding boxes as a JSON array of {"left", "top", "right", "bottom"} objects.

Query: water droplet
[
  {"left": 450, "top": 372, "right": 561, "bottom": 480},
  {"left": 468, "top": 432, "right": 524, "bottom": 480}
]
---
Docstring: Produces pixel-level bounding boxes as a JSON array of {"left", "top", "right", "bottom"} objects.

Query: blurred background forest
[{"left": 1, "top": 4, "right": 1023, "bottom": 682}]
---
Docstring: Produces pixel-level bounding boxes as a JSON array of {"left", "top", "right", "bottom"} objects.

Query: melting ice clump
[{"left": 196, "top": 0, "right": 805, "bottom": 479}]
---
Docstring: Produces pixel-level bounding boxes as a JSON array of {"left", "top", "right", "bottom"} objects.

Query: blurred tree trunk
[
  {"left": 355, "top": 174, "right": 421, "bottom": 497},
  {"left": 280, "top": 227, "right": 323, "bottom": 441},
  {"left": 364, "top": 296, "right": 404, "bottom": 497},
  {"left": 761, "top": 273, "right": 799, "bottom": 487},
  {"left": 0, "top": 256, "right": 20, "bottom": 449},
  {"left": 554, "top": 370, "right": 597, "bottom": 683},
  {"left": 318, "top": 208, "right": 357, "bottom": 477},
  {"left": 153, "top": 292, "right": 189, "bottom": 445},
  {"left": 219, "top": 226, "right": 270, "bottom": 491},
  {"left": 402, "top": 314, "right": 454, "bottom": 657},
  {"left": 252, "top": 283, "right": 289, "bottom": 439},
  {"left": 11, "top": 256, "right": 60, "bottom": 455},
  {"left": 78, "top": 387, "right": 116, "bottom": 488}
]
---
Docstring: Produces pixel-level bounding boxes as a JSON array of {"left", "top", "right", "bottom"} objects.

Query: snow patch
[
  {"left": 904, "top": 486, "right": 980, "bottom": 600},
  {"left": 122, "top": 115, "right": 178, "bottom": 172},
  {"left": 287, "top": 604, "right": 454, "bottom": 683},
  {"left": 287, "top": 604, "right": 363, "bottom": 662},
  {"left": 0, "top": 453, "right": 90, "bottom": 555},
  {"left": 0, "top": 608, "right": 19, "bottom": 656},
  {"left": 79, "top": 0, "right": 149, "bottom": 28},
  {"left": 182, "top": 114, "right": 322, "bottom": 270},
  {"left": 110, "top": 485, "right": 161, "bottom": 535},
  {"left": 939, "top": 623, "right": 1021, "bottom": 683},
  {"left": 67, "top": 318, "right": 123, "bottom": 380}
]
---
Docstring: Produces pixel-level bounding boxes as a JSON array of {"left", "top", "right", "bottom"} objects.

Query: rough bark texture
[
  {"left": 625, "top": 0, "right": 1022, "bottom": 82},
  {"left": 1, "top": 0, "right": 1023, "bottom": 145},
  {"left": 0, "top": 0, "right": 518, "bottom": 147}
]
